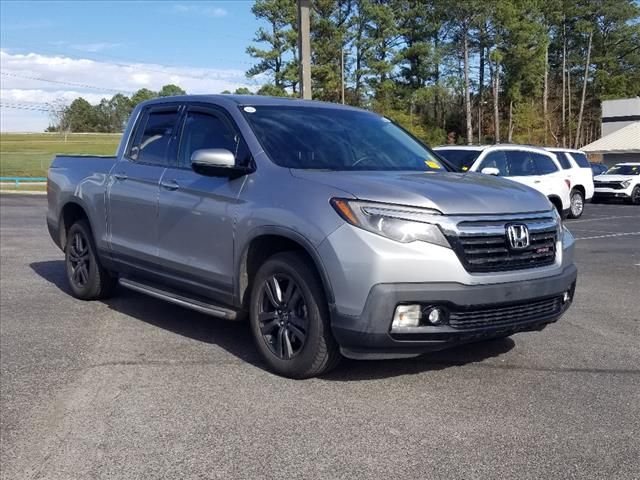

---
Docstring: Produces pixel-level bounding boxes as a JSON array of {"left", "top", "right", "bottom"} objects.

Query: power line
[
  {"left": 0, "top": 103, "right": 54, "bottom": 112},
  {"left": 0, "top": 72, "right": 135, "bottom": 95},
  {"left": 2, "top": 41, "right": 259, "bottom": 82}
]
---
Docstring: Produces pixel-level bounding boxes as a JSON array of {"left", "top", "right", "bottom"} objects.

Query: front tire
[
  {"left": 568, "top": 189, "right": 585, "bottom": 218},
  {"left": 627, "top": 186, "right": 640, "bottom": 205},
  {"left": 65, "top": 220, "right": 117, "bottom": 300},
  {"left": 249, "top": 252, "right": 341, "bottom": 378}
]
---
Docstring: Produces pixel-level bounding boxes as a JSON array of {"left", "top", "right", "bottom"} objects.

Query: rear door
[
  {"left": 568, "top": 151, "right": 595, "bottom": 199},
  {"left": 107, "top": 104, "right": 181, "bottom": 268},
  {"left": 156, "top": 104, "right": 251, "bottom": 303},
  {"left": 503, "top": 150, "right": 543, "bottom": 191},
  {"left": 530, "top": 151, "right": 570, "bottom": 209}
]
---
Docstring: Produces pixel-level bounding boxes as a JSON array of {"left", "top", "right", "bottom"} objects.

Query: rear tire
[
  {"left": 65, "top": 220, "right": 117, "bottom": 300},
  {"left": 249, "top": 251, "right": 341, "bottom": 379},
  {"left": 568, "top": 189, "right": 585, "bottom": 218}
]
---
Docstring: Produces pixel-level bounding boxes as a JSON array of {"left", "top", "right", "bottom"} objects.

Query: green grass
[
  {"left": 0, "top": 183, "right": 47, "bottom": 192},
  {"left": 0, "top": 133, "right": 121, "bottom": 178}
]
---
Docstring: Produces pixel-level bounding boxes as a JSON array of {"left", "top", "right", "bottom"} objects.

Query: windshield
[
  {"left": 435, "top": 149, "right": 481, "bottom": 171},
  {"left": 241, "top": 106, "right": 448, "bottom": 171},
  {"left": 605, "top": 164, "right": 640, "bottom": 175}
]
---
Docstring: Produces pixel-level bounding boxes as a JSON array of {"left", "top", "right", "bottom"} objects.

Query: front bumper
[
  {"left": 331, "top": 265, "right": 577, "bottom": 359},
  {"left": 594, "top": 188, "right": 632, "bottom": 200}
]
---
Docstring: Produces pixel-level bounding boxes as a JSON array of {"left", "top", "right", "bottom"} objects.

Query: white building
[{"left": 581, "top": 97, "right": 640, "bottom": 166}]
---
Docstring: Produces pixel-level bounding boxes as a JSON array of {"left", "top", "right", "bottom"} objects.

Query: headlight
[
  {"left": 330, "top": 198, "right": 450, "bottom": 247},
  {"left": 553, "top": 208, "right": 564, "bottom": 242},
  {"left": 621, "top": 180, "right": 631, "bottom": 188}
]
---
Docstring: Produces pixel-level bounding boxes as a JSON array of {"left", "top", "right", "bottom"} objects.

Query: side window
[
  {"left": 179, "top": 110, "right": 249, "bottom": 167},
  {"left": 129, "top": 108, "right": 180, "bottom": 166},
  {"left": 535, "top": 153, "right": 559, "bottom": 175},
  {"left": 478, "top": 150, "right": 508, "bottom": 176},
  {"left": 556, "top": 153, "right": 572, "bottom": 170},
  {"left": 570, "top": 152, "right": 591, "bottom": 168},
  {"left": 506, "top": 150, "right": 537, "bottom": 176}
]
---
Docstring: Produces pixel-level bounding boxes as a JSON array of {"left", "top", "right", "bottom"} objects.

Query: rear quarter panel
[{"left": 47, "top": 155, "right": 117, "bottom": 251}]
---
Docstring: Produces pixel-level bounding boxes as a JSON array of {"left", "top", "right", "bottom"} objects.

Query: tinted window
[
  {"left": 555, "top": 152, "right": 572, "bottom": 169},
  {"left": 435, "top": 149, "right": 480, "bottom": 171},
  {"left": 534, "top": 153, "right": 559, "bottom": 174},
  {"left": 479, "top": 150, "right": 508, "bottom": 176},
  {"left": 242, "top": 106, "right": 447, "bottom": 171},
  {"left": 570, "top": 152, "right": 591, "bottom": 168},
  {"left": 605, "top": 164, "right": 640, "bottom": 175},
  {"left": 178, "top": 111, "right": 249, "bottom": 167},
  {"left": 506, "top": 151, "right": 537, "bottom": 176},
  {"left": 130, "top": 108, "right": 180, "bottom": 166}
]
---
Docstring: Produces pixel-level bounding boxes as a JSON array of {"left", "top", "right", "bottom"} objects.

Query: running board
[{"left": 119, "top": 278, "right": 238, "bottom": 320}]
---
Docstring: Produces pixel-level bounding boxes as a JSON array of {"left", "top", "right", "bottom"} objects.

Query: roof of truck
[{"left": 139, "top": 94, "right": 364, "bottom": 111}]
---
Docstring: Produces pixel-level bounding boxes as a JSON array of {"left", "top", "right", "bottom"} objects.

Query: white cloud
[
  {"left": 172, "top": 3, "right": 228, "bottom": 18},
  {"left": 0, "top": 49, "right": 260, "bottom": 131}
]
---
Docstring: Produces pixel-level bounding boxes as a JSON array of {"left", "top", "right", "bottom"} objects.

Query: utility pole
[
  {"left": 297, "top": 0, "right": 312, "bottom": 100},
  {"left": 340, "top": 48, "right": 345, "bottom": 104}
]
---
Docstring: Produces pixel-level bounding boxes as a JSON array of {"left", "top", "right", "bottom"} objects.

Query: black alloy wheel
[
  {"left": 67, "top": 229, "right": 91, "bottom": 289},
  {"left": 249, "top": 251, "right": 341, "bottom": 378},
  {"left": 258, "top": 274, "right": 309, "bottom": 360},
  {"left": 64, "top": 220, "right": 117, "bottom": 300}
]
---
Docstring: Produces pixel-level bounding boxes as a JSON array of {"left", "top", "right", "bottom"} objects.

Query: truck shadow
[{"left": 30, "top": 260, "right": 515, "bottom": 381}]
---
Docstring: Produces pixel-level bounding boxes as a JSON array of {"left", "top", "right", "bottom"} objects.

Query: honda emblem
[{"left": 507, "top": 224, "right": 530, "bottom": 250}]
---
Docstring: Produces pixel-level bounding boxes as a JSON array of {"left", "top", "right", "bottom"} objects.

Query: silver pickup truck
[{"left": 47, "top": 95, "right": 577, "bottom": 378}]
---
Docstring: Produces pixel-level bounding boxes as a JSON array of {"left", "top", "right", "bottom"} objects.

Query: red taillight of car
[{"left": 565, "top": 179, "right": 571, "bottom": 189}]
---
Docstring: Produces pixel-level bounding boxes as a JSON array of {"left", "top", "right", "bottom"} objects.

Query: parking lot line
[
  {"left": 574, "top": 231, "right": 640, "bottom": 241},
  {"left": 569, "top": 215, "right": 640, "bottom": 224}
]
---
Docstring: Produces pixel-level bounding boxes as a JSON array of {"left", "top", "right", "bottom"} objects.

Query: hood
[
  {"left": 594, "top": 174, "right": 637, "bottom": 182},
  {"left": 291, "top": 170, "right": 551, "bottom": 215}
]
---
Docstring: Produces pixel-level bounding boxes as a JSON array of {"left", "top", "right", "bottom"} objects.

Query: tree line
[
  {"left": 47, "top": 84, "right": 187, "bottom": 134},
  {"left": 246, "top": 0, "right": 640, "bottom": 147}
]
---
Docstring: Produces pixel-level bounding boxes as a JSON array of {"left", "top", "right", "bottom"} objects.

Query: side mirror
[
  {"left": 481, "top": 167, "right": 500, "bottom": 176},
  {"left": 190, "top": 148, "right": 254, "bottom": 178}
]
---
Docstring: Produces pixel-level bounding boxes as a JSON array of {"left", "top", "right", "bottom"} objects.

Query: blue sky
[{"left": 0, "top": 1, "right": 265, "bottom": 131}]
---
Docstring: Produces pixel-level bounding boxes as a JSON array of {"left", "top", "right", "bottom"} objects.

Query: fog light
[
  {"left": 562, "top": 290, "right": 571, "bottom": 304},
  {"left": 392, "top": 304, "right": 421, "bottom": 328},
  {"left": 425, "top": 306, "right": 446, "bottom": 325}
]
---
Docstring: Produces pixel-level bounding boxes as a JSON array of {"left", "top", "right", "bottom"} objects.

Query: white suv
[
  {"left": 547, "top": 148, "right": 594, "bottom": 218},
  {"left": 435, "top": 145, "right": 571, "bottom": 217},
  {"left": 593, "top": 163, "right": 640, "bottom": 204}
]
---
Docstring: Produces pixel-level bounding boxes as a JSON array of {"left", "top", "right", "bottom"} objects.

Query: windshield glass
[
  {"left": 605, "top": 164, "right": 640, "bottom": 175},
  {"left": 435, "top": 149, "right": 480, "bottom": 171},
  {"left": 242, "top": 106, "right": 448, "bottom": 171}
]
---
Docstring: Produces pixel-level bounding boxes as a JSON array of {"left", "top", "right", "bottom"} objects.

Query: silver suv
[{"left": 47, "top": 96, "right": 577, "bottom": 378}]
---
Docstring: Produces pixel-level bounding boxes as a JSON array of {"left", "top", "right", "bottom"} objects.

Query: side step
[{"left": 119, "top": 278, "right": 238, "bottom": 320}]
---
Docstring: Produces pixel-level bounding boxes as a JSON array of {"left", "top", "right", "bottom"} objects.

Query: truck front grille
[
  {"left": 595, "top": 181, "right": 624, "bottom": 189},
  {"left": 449, "top": 296, "right": 563, "bottom": 329},
  {"left": 444, "top": 213, "right": 558, "bottom": 273}
]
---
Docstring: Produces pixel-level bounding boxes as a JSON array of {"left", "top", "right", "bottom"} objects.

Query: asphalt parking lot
[{"left": 1, "top": 194, "right": 639, "bottom": 480}]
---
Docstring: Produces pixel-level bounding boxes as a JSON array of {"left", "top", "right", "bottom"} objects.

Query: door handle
[
  {"left": 160, "top": 179, "right": 180, "bottom": 191},
  {"left": 113, "top": 172, "right": 128, "bottom": 181},
  {"left": 534, "top": 180, "right": 541, "bottom": 183}
]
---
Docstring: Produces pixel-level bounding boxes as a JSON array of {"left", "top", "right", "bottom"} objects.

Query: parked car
[
  {"left": 593, "top": 162, "right": 640, "bottom": 204},
  {"left": 590, "top": 162, "right": 609, "bottom": 176},
  {"left": 47, "top": 96, "right": 577, "bottom": 378},
  {"left": 546, "top": 148, "right": 594, "bottom": 218},
  {"left": 434, "top": 145, "right": 572, "bottom": 217}
]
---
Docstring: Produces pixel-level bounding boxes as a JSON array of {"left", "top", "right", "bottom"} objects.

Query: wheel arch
[
  {"left": 58, "top": 200, "right": 93, "bottom": 250},
  {"left": 547, "top": 195, "right": 563, "bottom": 214},
  {"left": 236, "top": 227, "right": 335, "bottom": 311},
  {"left": 571, "top": 184, "right": 585, "bottom": 197}
]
